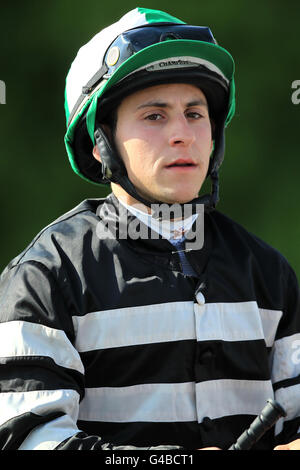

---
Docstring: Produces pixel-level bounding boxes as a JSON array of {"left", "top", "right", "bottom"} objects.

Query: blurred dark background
[{"left": 1, "top": 0, "right": 299, "bottom": 278}]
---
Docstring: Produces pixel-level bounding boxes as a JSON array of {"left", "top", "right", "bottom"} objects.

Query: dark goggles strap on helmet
[
  {"left": 68, "top": 64, "right": 108, "bottom": 126},
  {"left": 82, "top": 65, "right": 109, "bottom": 95}
]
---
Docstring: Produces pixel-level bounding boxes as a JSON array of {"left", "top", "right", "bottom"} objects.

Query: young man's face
[{"left": 95, "top": 83, "right": 213, "bottom": 206}]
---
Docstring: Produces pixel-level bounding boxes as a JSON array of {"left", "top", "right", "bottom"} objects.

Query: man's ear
[{"left": 92, "top": 144, "right": 101, "bottom": 162}]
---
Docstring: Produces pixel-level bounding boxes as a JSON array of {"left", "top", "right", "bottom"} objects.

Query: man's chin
[
  {"left": 120, "top": 184, "right": 201, "bottom": 207},
  {"left": 156, "top": 192, "right": 201, "bottom": 205}
]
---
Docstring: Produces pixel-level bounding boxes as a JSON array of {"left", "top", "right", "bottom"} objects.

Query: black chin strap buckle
[{"left": 94, "top": 125, "right": 126, "bottom": 183}]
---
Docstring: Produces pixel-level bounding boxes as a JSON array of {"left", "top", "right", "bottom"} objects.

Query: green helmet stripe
[{"left": 137, "top": 7, "right": 185, "bottom": 25}]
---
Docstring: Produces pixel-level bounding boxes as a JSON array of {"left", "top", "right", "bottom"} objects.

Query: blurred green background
[{"left": 1, "top": 0, "right": 299, "bottom": 278}]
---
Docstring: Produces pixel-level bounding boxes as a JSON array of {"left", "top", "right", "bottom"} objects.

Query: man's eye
[
  {"left": 145, "top": 113, "right": 163, "bottom": 121},
  {"left": 186, "top": 111, "right": 202, "bottom": 119}
]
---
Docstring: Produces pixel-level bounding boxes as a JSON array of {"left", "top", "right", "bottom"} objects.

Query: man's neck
[{"left": 111, "top": 184, "right": 152, "bottom": 214}]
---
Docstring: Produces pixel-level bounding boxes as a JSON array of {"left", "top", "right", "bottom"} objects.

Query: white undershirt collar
[{"left": 118, "top": 198, "right": 198, "bottom": 241}]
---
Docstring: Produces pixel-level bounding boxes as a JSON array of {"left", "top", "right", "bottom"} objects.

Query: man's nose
[{"left": 168, "top": 115, "right": 195, "bottom": 147}]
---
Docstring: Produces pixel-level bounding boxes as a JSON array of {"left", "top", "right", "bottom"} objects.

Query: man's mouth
[{"left": 165, "top": 158, "right": 197, "bottom": 169}]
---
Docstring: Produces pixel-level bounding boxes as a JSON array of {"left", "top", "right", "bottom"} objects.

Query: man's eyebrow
[
  {"left": 136, "top": 101, "right": 169, "bottom": 110},
  {"left": 136, "top": 99, "right": 208, "bottom": 110},
  {"left": 186, "top": 99, "right": 208, "bottom": 108}
]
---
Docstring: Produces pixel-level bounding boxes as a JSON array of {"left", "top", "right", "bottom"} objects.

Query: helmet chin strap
[
  {"left": 94, "top": 124, "right": 221, "bottom": 219},
  {"left": 117, "top": 171, "right": 219, "bottom": 218}
]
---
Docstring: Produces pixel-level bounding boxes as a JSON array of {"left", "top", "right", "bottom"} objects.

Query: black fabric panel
[
  {"left": 80, "top": 249, "right": 197, "bottom": 313},
  {"left": 196, "top": 210, "right": 293, "bottom": 309},
  {"left": 194, "top": 339, "right": 271, "bottom": 383},
  {"left": 0, "top": 356, "right": 85, "bottom": 398},
  {"left": 77, "top": 420, "right": 203, "bottom": 449},
  {"left": 80, "top": 339, "right": 270, "bottom": 388},
  {"left": 0, "top": 261, "right": 76, "bottom": 343},
  {"left": 80, "top": 340, "right": 197, "bottom": 387}
]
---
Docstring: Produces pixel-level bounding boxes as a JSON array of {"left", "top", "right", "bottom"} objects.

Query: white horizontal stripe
[
  {"left": 78, "top": 382, "right": 197, "bottom": 423},
  {"left": 195, "top": 302, "right": 282, "bottom": 346},
  {"left": 275, "top": 384, "right": 300, "bottom": 435},
  {"left": 78, "top": 379, "right": 275, "bottom": 424},
  {"left": 0, "top": 321, "right": 84, "bottom": 374},
  {"left": 19, "top": 414, "right": 79, "bottom": 450},
  {"left": 272, "top": 333, "right": 300, "bottom": 384},
  {"left": 0, "top": 389, "right": 80, "bottom": 427},
  {"left": 195, "top": 379, "right": 274, "bottom": 421},
  {"left": 73, "top": 301, "right": 282, "bottom": 352},
  {"left": 73, "top": 301, "right": 196, "bottom": 351}
]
